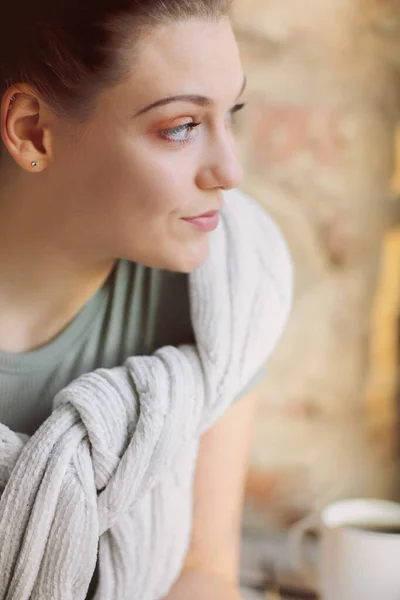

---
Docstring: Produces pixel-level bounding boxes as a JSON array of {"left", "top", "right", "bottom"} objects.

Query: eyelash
[{"left": 160, "top": 103, "right": 246, "bottom": 145}]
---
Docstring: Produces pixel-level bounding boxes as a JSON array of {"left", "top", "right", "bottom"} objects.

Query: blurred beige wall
[{"left": 233, "top": 0, "right": 400, "bottom": 530}]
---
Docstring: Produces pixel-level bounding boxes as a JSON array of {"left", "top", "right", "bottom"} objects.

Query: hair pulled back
[{"left": 1, "top": 0, "right": 231, "bottom": 118}]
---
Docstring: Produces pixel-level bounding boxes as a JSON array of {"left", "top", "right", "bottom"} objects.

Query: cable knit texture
[{"left": 0, "top": 189, "right": 293, "bottom": 600}]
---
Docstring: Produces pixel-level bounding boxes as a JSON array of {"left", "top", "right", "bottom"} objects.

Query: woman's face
[{"left": 49, "top": 17, "right": 245, "bottom": 272}]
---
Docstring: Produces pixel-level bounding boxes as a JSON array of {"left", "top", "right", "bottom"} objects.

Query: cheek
[
  {"left": 105, "top": 139, "right": 197, "bottom": 217},
  {"left": 57, "top": 121, "right": 197, "bottom": 227}
]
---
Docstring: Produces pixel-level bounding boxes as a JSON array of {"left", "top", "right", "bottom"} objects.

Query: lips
[{"left": 181, "top": 210, "right": 220, "bottom": 232}]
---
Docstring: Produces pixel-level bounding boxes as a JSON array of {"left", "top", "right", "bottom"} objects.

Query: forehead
[{"left": 120, "top": 18, "right": 243, "bottom": 106}]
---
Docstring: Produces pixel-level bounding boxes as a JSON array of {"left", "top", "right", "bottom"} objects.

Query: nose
[{"left": 196, "top": 130, "right": 244, "bottom": 191}]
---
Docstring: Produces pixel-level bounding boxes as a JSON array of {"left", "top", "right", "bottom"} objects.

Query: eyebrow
[{"left": 134, "top": 75, "right": 247, "bottom": 117}]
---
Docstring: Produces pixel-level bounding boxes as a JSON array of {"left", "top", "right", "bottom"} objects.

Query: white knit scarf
[{"left": 0, "top": 189, "right": 292, "bottom": 600}]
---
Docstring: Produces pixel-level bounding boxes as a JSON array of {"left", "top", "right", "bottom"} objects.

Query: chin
[{"left": 167, "top": 238, "right": 210, "bottom": 274}]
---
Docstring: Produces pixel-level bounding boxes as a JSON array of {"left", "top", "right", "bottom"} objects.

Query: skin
[
  {"left": 167, "top": 387, "right": 261, "bottom": 600},
  {"left": 0, "top": 17, "right": 245, "bottom": 352},
  {"left": 0, "top": 16, "right": 258, "bottom": 600}
]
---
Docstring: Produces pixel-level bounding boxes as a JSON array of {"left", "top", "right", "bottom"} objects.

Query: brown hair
[{"left": 1, "top": 0, "right": 231, "bottom": 119}]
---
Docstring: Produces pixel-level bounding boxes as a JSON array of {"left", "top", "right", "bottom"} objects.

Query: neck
[{"left": 0, "top": 178, "right": 115, "bottom": 353}]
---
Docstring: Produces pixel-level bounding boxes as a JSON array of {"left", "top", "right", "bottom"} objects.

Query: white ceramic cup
[{"left": 288, "top": 498, "right": 400, "bottom": 600}]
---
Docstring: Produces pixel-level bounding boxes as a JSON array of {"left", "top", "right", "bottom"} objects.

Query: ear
[{"left": 1, "top": 85, "right": 54, "bottom": 173}]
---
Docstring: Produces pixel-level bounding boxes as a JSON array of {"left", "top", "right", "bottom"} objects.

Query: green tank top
[{"left": 0, "top": 260, "right": 263, "bottom": 436}]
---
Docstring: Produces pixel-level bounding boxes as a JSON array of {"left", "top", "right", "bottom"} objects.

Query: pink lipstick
[{"left": 182, "top": 210, "right": 220, "bottom": 232}]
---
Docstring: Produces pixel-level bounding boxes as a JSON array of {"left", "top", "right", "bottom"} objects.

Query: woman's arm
[
  {"left": 164, "top": 385, "right": 261, "bottom": 599},
  {"left": 162, "top": 570, "right": 243, "bottom": 600}
]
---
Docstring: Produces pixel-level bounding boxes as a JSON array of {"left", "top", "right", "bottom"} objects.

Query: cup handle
[{"left": 287, "top": 513, "right": 320, "bottom": 589}]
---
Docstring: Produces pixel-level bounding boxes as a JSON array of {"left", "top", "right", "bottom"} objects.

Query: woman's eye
[
  {"left": 159, "top": 103, "right": 246, "bottom": 145},
  {"left": 226, "top": 102, "right": 246, "bottom": 126},
  {"left": 161, "top": 122, "right": 201, "bottom": 144}
]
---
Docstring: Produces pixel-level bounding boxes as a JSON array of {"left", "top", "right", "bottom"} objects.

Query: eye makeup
[{"left": 159, "top": 102, "right": 247, "bottom": 145}]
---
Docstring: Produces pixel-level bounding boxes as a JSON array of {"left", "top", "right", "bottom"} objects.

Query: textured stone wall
[{"left": 233, "top": 0, "right": 400, "bottom": 530}]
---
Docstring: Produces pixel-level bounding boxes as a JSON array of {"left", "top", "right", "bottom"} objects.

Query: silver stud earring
[{"left": 31, "top": 161, "right": 38, "bottom": 168}]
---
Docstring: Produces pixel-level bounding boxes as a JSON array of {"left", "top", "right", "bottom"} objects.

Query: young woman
[{"left": 0, "top": 1, "right": 293, "bottom": 598}]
